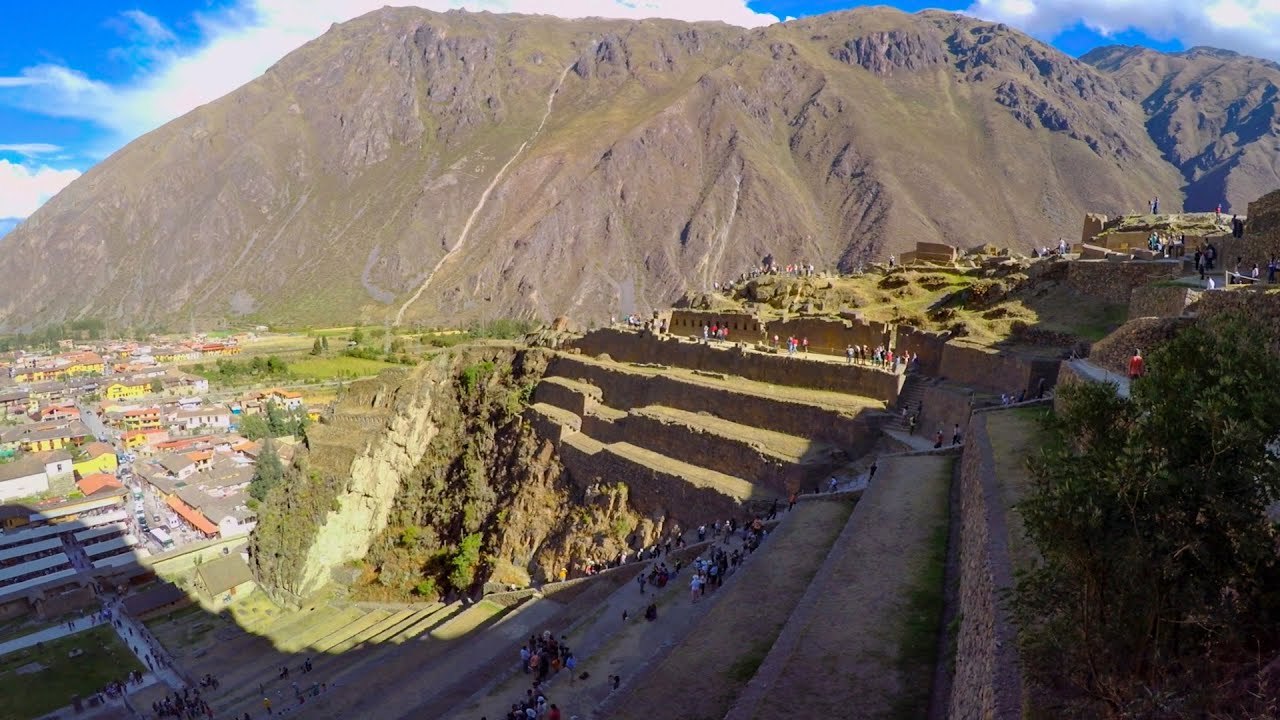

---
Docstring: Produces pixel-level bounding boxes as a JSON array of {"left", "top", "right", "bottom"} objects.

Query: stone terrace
[{"left": 527, "top": 349, "right": 889, "bottom": 527}]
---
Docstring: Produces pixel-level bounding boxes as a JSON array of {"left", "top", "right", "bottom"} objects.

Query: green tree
[
  {"left": 351, "top": 327, "right": 364, "bottom": 344},
  {"left": 265, "top": 402, "right": 286, "bottom": 436},
  {"left": 249, "top": 438, "right": 284, "bottom": 501},
  {"left": 1013, "top": 315, "right": 1280, "bottom": 713},
  {"left": 237, "top": 413, "right": 269, "bottom": 440},
  {"left": 311, "top": 338, "right": 322, "bottom": 355},
  {"left": 321, "top": 336, "right": 330, "bottom": 351},
  {"left": 448, "top": 533, "right": 483, "bottom": 593},
  {"left": 149, "top": 379, "right": 164, "bottom": 395}
]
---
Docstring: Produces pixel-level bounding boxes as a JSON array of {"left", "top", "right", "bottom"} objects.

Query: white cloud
[
  {"left": 120, "top": 9, "right": 177, "bottom": 43},
  {"left": 0, "top": 0, "right": 779, "bottom": 143},
  {"left": 0, "top": 143, "right": 62, "bottom": 157},
  {"left": 966, "top": 0, "right": 1280, "bottom": 58},
  {"left": 0, "top": 160, "right": 81, "bottom": 218}
]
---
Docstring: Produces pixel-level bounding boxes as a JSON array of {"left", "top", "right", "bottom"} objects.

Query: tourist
[
  {"left": 1128, "top": 350, "right": 1145, "bottom": 380},
  {"left": 934, "top": 429, "right": 944, "bottom": 449},
  {"left": 952, "top": 424, "right": 962, "bottom": 446}
]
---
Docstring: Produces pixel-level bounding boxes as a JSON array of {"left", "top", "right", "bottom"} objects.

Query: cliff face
[
  {"left": 249, "top": 345, "right": 650, "bottom": 601},
  {"left": 0, "top": 6, "right": 1193, "bottom": 330},
  {"left": 1082, "top": 45, "right": 1280, "bottom": 212}
]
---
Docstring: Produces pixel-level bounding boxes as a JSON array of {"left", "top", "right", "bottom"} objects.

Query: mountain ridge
[{"left": 0, "top": 6, "right": 1274, "bottom": 330}]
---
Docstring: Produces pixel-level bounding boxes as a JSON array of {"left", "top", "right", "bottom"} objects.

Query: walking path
[
  {"left": 106, "top": 597, "right": 186, "bottom": 689},
  {"left": 1067, "top": 359, "right": 1131, "bottom": 398},
  {"left": 0, "top": 613, "right": 105, "bottom": 656}
]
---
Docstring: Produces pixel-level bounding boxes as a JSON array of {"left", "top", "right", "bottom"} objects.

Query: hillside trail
[{"left": 393, "top": 63, "right": 573, "bottom": 326}]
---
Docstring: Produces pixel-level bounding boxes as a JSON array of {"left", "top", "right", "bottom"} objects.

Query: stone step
[
  {"left": 365, "top": 606, "right": 441, "bottom": 645},
  {"left": 309, "top": 609, "right": 391, "bottom": 654},
  {"left": 277, "top": 607, "right": 366, "bottom": 653},
  {"left": 394, "top": 601, "right": 462, "bottom": 643},
  {"left": 607, "top": 440, "right": 759, "bottom": 502},
  {"left": 351, "top": 608, "right": 420, "bottom": 647},
  {"left": 524, "top": 402, "right": 581, "bottom": 442},
  {"left": 189, "top": 604, "right": 344, "bottom": 677}
]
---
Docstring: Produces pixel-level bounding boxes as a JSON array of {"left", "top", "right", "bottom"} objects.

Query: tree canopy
[{"left": 1014, "top": 314, "right": 1280, "bottom": 715}]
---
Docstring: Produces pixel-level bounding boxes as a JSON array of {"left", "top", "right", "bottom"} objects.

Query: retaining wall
[
  {"left": 763, "top": 316, "right": 892, "bottom": 357},
  {"left": 916, "top": 383, "right": 974, "bottom": 441},
  {"left": 556, "top": 439, "right": 751, "bottom": 528},
  {"left": 667, "top": 310, "right": 762, "bottom": 338},
  {"left": 567, "top": 329, "right": 904, "bottom": 403},
  {"left": 548, "top": 354, "right": 883, "bottom": 451},
  {"left": 1128, "top": 285, "right": 1198, "bottom": 320},
  {"left": 950, "top": 413, "right": 1023, "bottom": 720},
  {"left": 896, "top": 326, "right": 946, "bottom": 376},
  {"left": 580, "top": 410, "right": 793, "bottom": 493},
  {"left": 1065, "top": 260, "right": 1181, "bottom": 304},
  {"left": 938, "top": 343, "right": 1059, "bottom": 397}
]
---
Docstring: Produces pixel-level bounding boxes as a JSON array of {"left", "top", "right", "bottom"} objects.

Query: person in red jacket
[{"left": 1128, "top": 350, "right": 1145, "bottom": 380}]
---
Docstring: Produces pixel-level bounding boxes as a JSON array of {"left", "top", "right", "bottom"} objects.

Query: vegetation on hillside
[{"left": 1013, "top": 313, "right": 1280, "bottom": 716}]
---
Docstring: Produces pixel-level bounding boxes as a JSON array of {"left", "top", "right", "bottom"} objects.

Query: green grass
[
  {"left": 890, "top": 466, "right": 952, "bottom": 720},
  {"left": 288, "top": 355, "right": 399, "bottom": 380},
  {"left": 0, "top": 625, "right": 144, "bottom": 720},
  {"left": 726, "top": 640, "right": 771, "bottom": 682}
]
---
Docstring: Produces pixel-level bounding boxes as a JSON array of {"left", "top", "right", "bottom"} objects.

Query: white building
[{"left": 0, "top": 456, "right": 49, "bottom": 501}]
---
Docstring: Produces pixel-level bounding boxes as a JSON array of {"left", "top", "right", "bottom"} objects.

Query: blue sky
[{"left": 1, "top": 0, "right": 1276, "bottom": 226}]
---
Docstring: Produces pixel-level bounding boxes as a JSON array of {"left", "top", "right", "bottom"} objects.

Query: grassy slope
[
  {"left": 0, "top": 625, "right": 144, "bottom": 720},
  {"left": 611, "top": 499, "right": 854, "bottom": 720}
]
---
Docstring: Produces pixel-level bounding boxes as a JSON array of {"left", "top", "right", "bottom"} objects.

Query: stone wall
[
  {"left": 915, "top": 383, "right": 974, "bottom": 441},
  {"left": 1081, "top": 213, "right": 1106, "bottom": 245},
  {"left": 938, "top": 343, "right": 1059, "bottom": 397},
  {"left": 556, "top": 439, "right": 752, "bottom": 529},
  {"left": 913, "top": 241, "right": 959, "bottom": 263},
  {"left": 567, "top": 329, "right": 904, "bottom": 403},
  {"left": 896, "top": 326, "right": 946, "bottom": 375},
  {"left": 1128, "top": 285, "right": 1199, "bottom": 320},
  {"left": 950, "top": 412, "right": 1024, "bottom": 720},
  {"left": 1188, "top": 289, "right": 1280, "bottom": 355},
  {"left": 1065, "top": 259, "right": 1182, "bottom": 304},
  {"left": 549, "top": 355, "right": 882, "bottom": 451},
  {"left": 1089, "top": 317, "right": 1194, "bottom": 373},
  {"left": 1097, "top": 230, "right": 1149, "bottom": 251},
  {"left": 763, "top": 316, "right": 892, "bottom": 357},
  {"left": 667, "top": 310, "right": 762, "bottom": 339}
]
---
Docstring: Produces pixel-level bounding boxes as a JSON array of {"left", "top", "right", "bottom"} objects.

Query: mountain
[
  {"left": 1082, "top": 45, "right": 1280, "bottom": 213},
  {"left": 0, "top": 8, "right": 1224, "bottom": 330}
]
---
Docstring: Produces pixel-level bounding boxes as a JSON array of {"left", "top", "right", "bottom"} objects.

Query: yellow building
[
  {"left": 105, "top": 381, "right": 151, "bottom": 400},
  {"left": 122, "top": 431, "right": 148, "bottom": 449},
  {"left": 73, "top": 442, "right": 118, "bottom": 477},
  {"left": 121, "top": 408, "right": 162, "bottom": 430}
]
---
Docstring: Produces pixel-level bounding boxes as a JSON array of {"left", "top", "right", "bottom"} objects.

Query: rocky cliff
[
  {"left": 0, "top": 6, "right": 1197, "bottom": 330},
  {"left": 249, "top": 344, "right": 651, "bottom": 601},
  {"left": 1082, "top": 45, "right": 1280, "bottom": 212}
]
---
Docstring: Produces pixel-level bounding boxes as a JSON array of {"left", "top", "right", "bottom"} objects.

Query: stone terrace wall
[
  {"left": 1128, "top": 285, "right": 1199, "bottom": 320},
  {"left": 667, "top": 310, "right": 762, "bottom": 339},
  {"left": 1090, "top": 317, "right": 1194, "bottom": 373},
  {"left": 549, "top": 355, "right": 882, "bottom": 451},
  {"left": 896, "top": 326, "right": 946, "bottom": 375},
  {"left": 581, "top": 411, "right": 794, "bottom": 494},
  {"left": 916, "top": 383, "right": 974, "bottom": 440},
  {"left": 950, "top": 412, "right": 1023, "bottom": 720},
  {"left": 938, "top": 343, "right": 1059, "bottom": 397},
  {"left": 557, "top": 439, "right": 749, "bottom": 527},
  {"left": 567, "top": 329, "right": 904, "bottom": 403},
  {"left": 1189, "top": 289, "right": 1280, "bottom": 355},
  {"left": 763, "top": 316, "right": 891, "bottom": 357},
  {"left": 1066, "top": 260, "right": 1181, "bottom": 304}
]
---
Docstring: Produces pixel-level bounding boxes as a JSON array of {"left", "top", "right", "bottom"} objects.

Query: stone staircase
[
  {"left": 883, "top": 372, "right": 928, "bottom": 434},
  {"left": 526, "top": 352, "right": 888, "bottom": 520}
]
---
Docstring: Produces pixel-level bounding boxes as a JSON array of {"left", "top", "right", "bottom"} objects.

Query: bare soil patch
[
  {"left": 751, "top": 455, "right": 952, "bottom": 720},
  {"left": 609, "top": 499, "right": 853, "bottom": 720}
]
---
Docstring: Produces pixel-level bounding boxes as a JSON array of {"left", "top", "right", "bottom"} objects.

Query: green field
[
  {"left": 0, "top": 625, "right": 144, "bottom": 720},
  {"left": 288, "top": 356, "right": 399, "bottom": 380}
]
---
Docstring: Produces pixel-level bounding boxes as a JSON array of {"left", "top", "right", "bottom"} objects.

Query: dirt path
[
  {"left": 603, "top": 499, "right": 853, "bottom": 720},
  {"left": 743, "top": 455, "right": 952, "bottom": 720}
]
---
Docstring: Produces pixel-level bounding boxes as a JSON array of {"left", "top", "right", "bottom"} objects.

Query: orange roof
[
  {"left": 123, "top": 430, "right": 145, "bottom": 440},
  {"left": 142, "top": 428, "right": 167, "bottom": 436},
  {"left": 165, "top": 495, "right": 218, "bottom": 535},
  {"left": 81, "top": 442, "right": 116, "bottom": 458},
  {"left": 77, "top": 473, "right": 122, "bottom": 495},
  {"left": 124, "top": 408, "right": 159, "bottom": 417},
  {"left": 185, "top": 450, "right": 213, "bottom": 462}
]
